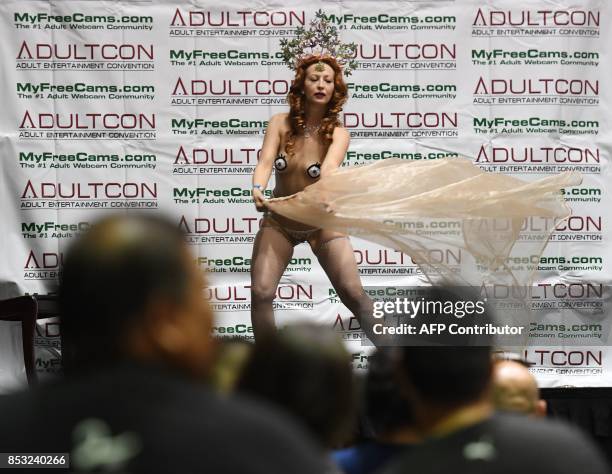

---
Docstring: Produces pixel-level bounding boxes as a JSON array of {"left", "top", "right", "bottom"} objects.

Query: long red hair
[{"left": 285, "top": 56, "right": 348, "bottom": 157}]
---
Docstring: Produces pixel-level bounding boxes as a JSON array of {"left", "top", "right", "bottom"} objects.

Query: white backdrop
[{"left": 0, "top": 0, "right": 610, "bottom": 388}]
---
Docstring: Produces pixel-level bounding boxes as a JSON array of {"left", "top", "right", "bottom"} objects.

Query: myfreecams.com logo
[{"left": 364, "top": 286, "right": 529, "bottom": 347}]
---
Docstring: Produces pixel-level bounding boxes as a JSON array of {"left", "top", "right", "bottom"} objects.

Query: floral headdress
[{"left": 279, "top": 10, "right": 358, "bottom": 77}]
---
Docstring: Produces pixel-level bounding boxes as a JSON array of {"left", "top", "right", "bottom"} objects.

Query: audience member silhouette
[
  {"left": 237, "top": 323, "right": 356, "bottom": 449},
  {"left": 333, "top": 348, "right": 418, "bottom": 474},
  {"left": 379, "top": 286, "right": 609, "bottom": 474},
  {"left": 0, "top": 214, "right": 326, "bottom": 474},
  {"left": 493, "top": 359, "right": 546, "bottom": 417}
]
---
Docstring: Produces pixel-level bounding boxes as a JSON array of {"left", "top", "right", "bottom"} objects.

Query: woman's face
[{"left": 302, "top": 62, "right": 335, "bottom": 106}]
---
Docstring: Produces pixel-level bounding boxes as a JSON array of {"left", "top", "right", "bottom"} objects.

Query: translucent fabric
[{"left": 266, "top": 158, "right": 582, "bottom": 287}]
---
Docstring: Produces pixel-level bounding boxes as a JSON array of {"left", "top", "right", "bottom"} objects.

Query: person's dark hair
[
  {"left": 363, "top": 348, "right": 414, "bottom": 437},
  {"left": 237, "top": 323, "right": 355, "bottom": 447},
  {"left": 399, "top": 286, "right": 493, "bottom": 407},
  {"left": 401, "top": 346, "right": 492, "bottom": 407},
  {"left": 59, "top": 214, "right": 191, "bottom": 373}
]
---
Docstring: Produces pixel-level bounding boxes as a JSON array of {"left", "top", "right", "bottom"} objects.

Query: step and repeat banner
[{"left": 0, "top": 0, "right": 610, "bottom": 388}]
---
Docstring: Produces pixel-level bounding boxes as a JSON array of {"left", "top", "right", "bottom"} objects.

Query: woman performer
[
  {"left": 250, "top": 53, "right": 373, "bottom": 339},
  {"left": 248, "top": 12, "right": 582, "bottom": 341}
]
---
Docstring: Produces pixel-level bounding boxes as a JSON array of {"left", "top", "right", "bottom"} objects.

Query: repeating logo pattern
[{"left": 0, "top": 1, "right": 609, "bottom": 386}]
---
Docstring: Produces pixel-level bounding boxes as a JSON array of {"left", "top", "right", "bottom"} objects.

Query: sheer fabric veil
[{"left": 266, "top": 158, "right": 581, "bottom": 287}]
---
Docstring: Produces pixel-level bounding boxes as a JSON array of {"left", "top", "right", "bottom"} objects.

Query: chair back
[{"left": 0, "top": 296, "right": 38, "bottom": 386}]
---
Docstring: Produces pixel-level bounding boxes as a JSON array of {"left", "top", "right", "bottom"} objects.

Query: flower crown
[{"left": 279, "top": 10, "right": 358, "bottom": 77}]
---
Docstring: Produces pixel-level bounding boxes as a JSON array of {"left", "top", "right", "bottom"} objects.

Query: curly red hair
[{"left": 285, "top": 56, "right": 348, "bottom": 157}]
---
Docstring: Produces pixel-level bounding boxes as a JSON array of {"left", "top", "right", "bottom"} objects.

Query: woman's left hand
[{"left": 253, "top": 187, "right": 268, "bottom": 212}]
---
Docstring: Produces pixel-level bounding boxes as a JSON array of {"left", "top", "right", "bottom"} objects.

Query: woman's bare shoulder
[
  {"left": 269, "top": 113, "right": 290, "bottom": 130},
  {"left": 332, "top": 125, "right": 350, "bottom": 142}
]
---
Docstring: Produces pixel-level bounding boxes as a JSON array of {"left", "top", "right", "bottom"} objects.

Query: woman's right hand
[{"left": 253, "top": 187, "right": 267, "bottom": 212}]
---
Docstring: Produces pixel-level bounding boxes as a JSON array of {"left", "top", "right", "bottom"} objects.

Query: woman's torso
[{"left": 270, "top": 116, "right": 329, "bottom": 230}]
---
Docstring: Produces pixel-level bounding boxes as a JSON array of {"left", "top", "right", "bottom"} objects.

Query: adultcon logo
[
  {"left": 475, "top": 215, "right": 603, "bottom": 243},
  {"left": 344, "top": 111, "right": 458, "bottom": 139},
  {"left": 170, "top": 77, "right": 287, "bottom": 107},
  {"left": 204, "top": 284, "right": 314, "bottom": 312},
  {"left": 178, "top": 214, "right": 259, "bottom": 245},
  {"left": 172, "top": 146, "right": 258, "bottom": 176},
  {"left": 18, "top": 110, "right": 156, "bottom": 140},
  {"left": 19, "top": 180, "right": 158, "bottom": 210},
  {"left": 481, "top": 282, "right": 604, "bottom": 311},
  {"left": 16, "top": 41, "right": 154, "bottom": 71},
  {"left": 474, "top": 144, "right": 601, "bottom": 175},
  {"left": 524, "top": 349, "right": 603, "bottom": 376},
  {"left": 471, "top": 8, "right": 600, "bottom": 37},
  {"left": 354, "top": 43, "right": 456, "bottom": 70},
  {"left": 352, "top": 245, "right": 462, "bottom": 277},
  {"left": 332, "top": 313, "right": 366, "bottom": 341},
  {"left": 472, "top": 77, "right": 599, "bottom": 106},
  {"left": 169, "top": 8, "right": 304, "bottom": 37},
  {"left": 23, "top": 250, "right": 63, "bottom": 282}
]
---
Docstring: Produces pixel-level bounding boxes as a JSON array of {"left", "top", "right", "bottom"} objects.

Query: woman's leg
[
  {"left": 312, "top": 233, "right": 375, "bottom": 340},
  {"left": 250, "top": 222, "right": 295, "bottom": 339}
]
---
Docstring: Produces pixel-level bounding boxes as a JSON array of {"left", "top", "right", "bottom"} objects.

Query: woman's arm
[
  {"left": 252, "top": 114, "right": 284, "bottom": 211},
  {"left": 318, "top": 126, "right": 350, "bottom": 213},
  {"left": 320, "top": 126, "right": 350, "bottom": 177}
]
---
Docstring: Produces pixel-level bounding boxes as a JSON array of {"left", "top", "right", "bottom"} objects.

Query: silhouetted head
[
  {"left": 59, "top": 214, "right": 213, "bottom": 378},
  {"left": 363, "top": 348, "right": 415, "bottom": 438},
  {"left": 237, "top": 323, "right": 355, "bottom": 447},
  {"left": 398, "top": 287, "right": 493, "bottom": 411},
  {"left": 493, "top": 360, "right": 546, "bottom": 416}
]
